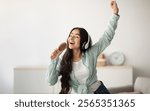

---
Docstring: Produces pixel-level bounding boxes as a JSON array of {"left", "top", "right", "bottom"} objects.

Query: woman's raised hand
[
  {"left": 50, "top": 42, "right": 67, "bottom": 60},
  {"left": 110, "top": 0, "right": 119, "bottom": 15}
]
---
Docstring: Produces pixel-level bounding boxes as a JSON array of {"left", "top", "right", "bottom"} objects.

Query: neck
[{"left": 72, "top": 49, "right": 82, "bottom": 62}]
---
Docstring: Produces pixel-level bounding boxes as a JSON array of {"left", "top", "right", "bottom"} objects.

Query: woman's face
[{"left": 68, "top": 29, "right": 81, "bottom": 50}]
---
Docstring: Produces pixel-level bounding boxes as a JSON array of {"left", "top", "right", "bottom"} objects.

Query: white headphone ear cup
[
  {"left": 82, "top": 42, "right": 86, "bottom": 50},
  {"left": 84, "top": 42, "right": 89, "bottom": 49},
  {"left": 82, "top": 34, "right": 91, "bottom": 50},
  {"left": 82, "top": 37, "right": 91, "bottom": 50},
  {"left": 85, "top": 35, "right": 91, "bottom": 49}
]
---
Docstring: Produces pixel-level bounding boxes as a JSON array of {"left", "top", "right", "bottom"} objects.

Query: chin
[
  {"left": 68, "top": 47, "right": 73, "bottom": 49},
  {"left": 68, "top": 45, "right": 74, "bottom": 49}
]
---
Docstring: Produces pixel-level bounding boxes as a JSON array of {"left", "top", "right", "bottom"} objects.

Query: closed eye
[
  {"left": 75, "top": 36, "right": 79, "bottom": 38},
  {"left": 69, "top": 35, "right": 80, "bottom": 38}
]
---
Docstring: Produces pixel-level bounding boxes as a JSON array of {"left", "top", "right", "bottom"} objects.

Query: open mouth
[{"left": 69, "top": 42, "right": 75, "bottom": 45}]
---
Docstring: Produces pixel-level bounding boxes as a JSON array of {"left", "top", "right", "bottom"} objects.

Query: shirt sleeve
[
  {"left": 90, "top": 14, "right": 120, "bottom": 57},
  {"left": 46, "top": 57, "right": 61, "bottom": 85}
]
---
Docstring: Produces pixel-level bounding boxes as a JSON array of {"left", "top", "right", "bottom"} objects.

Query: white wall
[{"left": 0, "top": 0, "right": 150, "bottom": 93}]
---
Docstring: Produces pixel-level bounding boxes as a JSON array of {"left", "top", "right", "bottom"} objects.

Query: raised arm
[{"left": 90, "top": 0, "right": 120, "bottom": 57}]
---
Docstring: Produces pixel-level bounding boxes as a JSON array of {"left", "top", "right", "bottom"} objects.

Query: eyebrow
[{"left": 70, "top": 33, "right": 80, "bottom": 36}]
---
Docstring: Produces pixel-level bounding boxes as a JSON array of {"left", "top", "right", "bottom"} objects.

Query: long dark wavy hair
[{"left": 59, "top": 27, "right": 92, "bottom": 94}]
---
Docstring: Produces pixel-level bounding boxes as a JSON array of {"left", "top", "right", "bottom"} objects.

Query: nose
[{"left": 70, "top": 36, "right": 75, "bottom": 40}]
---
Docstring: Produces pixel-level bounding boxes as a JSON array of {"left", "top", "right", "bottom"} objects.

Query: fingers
[
  {"left": 110, "top": 0, "right": 119, "bottom": 15},
  {"left": 111, "top": 0, "right": 117, "bottom": 7},
  {"left": 50, "top": 48, "right": 59, "bottom": 60},
  {"left": 50, "top": 42, "right": 67, "bottom": 60}
]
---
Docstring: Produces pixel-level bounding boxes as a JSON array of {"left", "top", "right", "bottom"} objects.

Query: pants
[{"left": 94, "top": 81, "right": 110, "bottom": 94}]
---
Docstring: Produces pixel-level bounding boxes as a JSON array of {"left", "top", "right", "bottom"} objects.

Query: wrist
[{"left": 114, "top": 13, "right": 119, "bottom": 16}]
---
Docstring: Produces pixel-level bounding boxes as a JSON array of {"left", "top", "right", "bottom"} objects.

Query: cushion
[{"left": 134, "top": 76, "right": 150, "bottom": 94}]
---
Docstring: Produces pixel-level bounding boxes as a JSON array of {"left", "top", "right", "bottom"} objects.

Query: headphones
[{"left": 82, "top": 34, "right": 91, "bottom": 50}]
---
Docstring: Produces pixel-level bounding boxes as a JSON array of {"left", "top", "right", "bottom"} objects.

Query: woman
[{"left": 47, "top": 0, "right": 120, "bottom": 94}]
